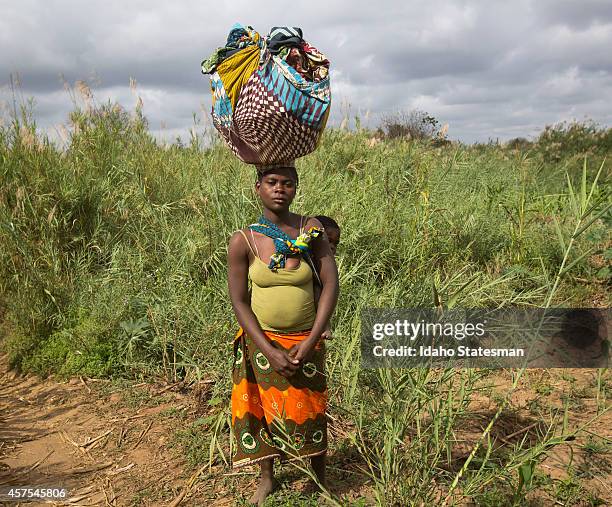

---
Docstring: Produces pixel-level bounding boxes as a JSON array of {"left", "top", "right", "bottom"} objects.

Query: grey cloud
[
  {"left": 1, "top": 0, "right": 611, "bottom": 143},
  {"left": 534, "top": 0, "right": 612, "bottom": 30}
]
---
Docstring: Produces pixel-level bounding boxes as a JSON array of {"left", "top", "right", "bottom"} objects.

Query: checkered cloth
[{"left": 210, "top": 49, "right": 330, "bottom": 165}]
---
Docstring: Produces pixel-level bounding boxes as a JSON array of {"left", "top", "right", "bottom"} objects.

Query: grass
[
  {"left": 171, "top": 421, "right": 212, "bottom": 470},
  {"left": 0, "top": 84, "right": 610, "bottom": 505},
  {"left": 581, "top": 436, "right": 610, "bottom": 456}
]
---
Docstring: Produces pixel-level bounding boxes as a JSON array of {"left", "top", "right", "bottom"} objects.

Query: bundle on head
[{"left": 201, "top": 24, "right": 331, "bottom": 166}]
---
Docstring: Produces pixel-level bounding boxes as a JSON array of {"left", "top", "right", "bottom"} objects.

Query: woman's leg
[
  {"left": 310, "top": 453, "right": 327, "bottom": 490},
  {"left": 250, "top": 458, "right": 277, "bottom": 506}
]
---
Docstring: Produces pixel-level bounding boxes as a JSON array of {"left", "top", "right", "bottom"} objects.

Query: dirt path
[
  {"left": 0, "top": 352, "right": 221, "bottom": 506},
  {"left": 1, "top": 349, "right": 610, "bottom": 506},
  {"left": 0, "top": 351, "right": 371, "bottom": 506}
]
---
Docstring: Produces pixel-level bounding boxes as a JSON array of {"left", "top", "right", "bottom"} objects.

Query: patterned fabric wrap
[
  {"left": 266, "top": 26, "right": 303, "bottom": 54},
  {"left": 206, "top": 26, "right": 331, "bottom": 165},
  {"left": 249, "top": 215, "right": 323, "bottom": 271},
  {"left": 210, "top": 73, "right": 233, "bottom": 129},
  {"left": 201, "top": 23, "right": 262, "bottom": 74},
  {"left": 216, "top": 45, "right": 261, "bottom": 117},
  {"left": 231, "top": 327, "right": 327, "bottom": 468},
  {"left": 205, "top": 24, "right": 264, "bottom": 129},
  {"left": 278, "top": 43, "right": 329, "bottom": 82}
]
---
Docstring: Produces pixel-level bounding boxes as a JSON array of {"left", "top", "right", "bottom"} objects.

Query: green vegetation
[{"left": 0, "top": 89, "right": 610, "bottom": 505}]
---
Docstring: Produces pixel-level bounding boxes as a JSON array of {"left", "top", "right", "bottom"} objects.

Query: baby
[
  {"left": 314, "top": 215, "right": 340, "bottom": 340},
  {"left": 315, "top": 215, "right": 340, "bottom": 257}
]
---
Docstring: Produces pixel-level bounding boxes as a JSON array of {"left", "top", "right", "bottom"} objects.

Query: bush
[
  {"left": 1, "top": 89, "right": 610, "bottom": 505},
  {"left": 377, "top": 109, "right": 445, "bottom": 141},
  {"left": 536, "top": 120, "right": 612, "bottom": 161},
  {"left": 506, "top": 137, "right": 533, "bottom": 151}
]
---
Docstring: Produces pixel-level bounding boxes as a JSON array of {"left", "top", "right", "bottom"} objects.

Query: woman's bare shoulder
[
  {"left": 229, "top": 227, "right": 249, "bottom": 238},
  {"left": 228, "top": 228, "right": 250, "bottom": 250}
]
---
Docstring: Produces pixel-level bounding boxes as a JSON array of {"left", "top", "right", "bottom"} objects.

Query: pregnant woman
[{"left": 227, "top": 163, "right": 339, "bottom": 505}]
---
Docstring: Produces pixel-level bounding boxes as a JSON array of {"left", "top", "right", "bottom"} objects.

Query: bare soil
[
  {"left": 1, "top": 351, "right": 610, "bottom": 506},
  {"left": 0, "top": 353, "right": 370, "bottom": 506},
  {"left": 0, "top": 352, "right": 191, "bottom": 506}
]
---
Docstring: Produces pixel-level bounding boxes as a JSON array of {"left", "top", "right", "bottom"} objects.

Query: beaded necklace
[{"left": 248, "top": 215, "right": 323, "bottom": 271}]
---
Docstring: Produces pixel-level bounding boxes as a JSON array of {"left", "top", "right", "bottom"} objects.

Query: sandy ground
[
  {"left": 0, "top": 352, "right": 192, "bottom": 506},
  {"left": 0, "top": 352, "right": 370, "bottom": 506},
  {"left": 1, "top": 350, "right": 610, "bottom": 506}
]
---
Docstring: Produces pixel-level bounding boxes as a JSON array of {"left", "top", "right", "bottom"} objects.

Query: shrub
[
  {"left": 536, "top": 120, "right": 612, "bottom": 161},
  {"left": 506, "top": 137, "right": 533, "bottom": 151},
  {"left": 377, "top": 109, "right": 445, "bottom": 141}
]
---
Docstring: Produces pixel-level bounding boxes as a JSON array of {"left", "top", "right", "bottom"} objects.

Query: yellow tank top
[{"left": 239, "top": 229, "right": 316, "bottom": 332}]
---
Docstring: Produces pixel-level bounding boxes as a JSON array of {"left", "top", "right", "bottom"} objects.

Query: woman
[{"left": 227, "top": 163, "right": 339, "bottom": 505}]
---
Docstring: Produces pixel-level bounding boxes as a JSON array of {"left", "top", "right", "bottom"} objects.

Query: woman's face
[{"left": 255, "top": 169, "right": 297, "bottom": 212}]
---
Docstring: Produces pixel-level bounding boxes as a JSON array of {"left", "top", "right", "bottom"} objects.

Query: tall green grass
[{"left": 0, "top": 92, "right": 610, "bottom": 505}]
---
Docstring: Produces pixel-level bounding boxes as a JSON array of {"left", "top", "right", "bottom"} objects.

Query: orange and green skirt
[{"left": 231, "top": 327, "right": 327, "bottom": 468}]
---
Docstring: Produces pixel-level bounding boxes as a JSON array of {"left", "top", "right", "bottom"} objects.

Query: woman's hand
[
  {"left": 267, "top": 347, "right": 301, "bottom": 377},
  {"left": 288, "top": 340, "right": 317, "bottom": 364}
]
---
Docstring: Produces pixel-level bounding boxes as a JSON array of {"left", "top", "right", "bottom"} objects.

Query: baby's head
[{"left": 315, "top": 215, "right": 340, "bottom": 256}]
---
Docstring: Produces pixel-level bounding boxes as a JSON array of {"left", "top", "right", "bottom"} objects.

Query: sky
[{"left": 1, "top": 0, "right": 611, "bottom": 143}]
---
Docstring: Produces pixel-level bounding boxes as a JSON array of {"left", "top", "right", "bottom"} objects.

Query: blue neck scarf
[{"left": 248, "top": 215, "right": 322, "bottom": 271}]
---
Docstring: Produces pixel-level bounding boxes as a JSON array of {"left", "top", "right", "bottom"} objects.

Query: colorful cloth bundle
[{"left": 202, "top": 24, "right": 331, "bottom": 165}]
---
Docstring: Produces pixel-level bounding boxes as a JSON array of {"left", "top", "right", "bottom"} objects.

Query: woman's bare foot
[
  {"left": 249, "top": 476, "right": 278, "bottom": 506},
  {"left": 249, "top": 459, "right": 277, "bottom": 506}
]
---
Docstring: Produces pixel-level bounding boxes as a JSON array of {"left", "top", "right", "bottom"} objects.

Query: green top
[{"left": 239, "top": 229, "right": 316, "bottom": 332}]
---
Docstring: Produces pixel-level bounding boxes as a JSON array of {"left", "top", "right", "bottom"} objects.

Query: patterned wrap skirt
[{"left": 231, "top": 327, "right": 327, "bottom": 468}]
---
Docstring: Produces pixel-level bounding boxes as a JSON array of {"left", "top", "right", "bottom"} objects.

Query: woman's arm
[
  {"left": 227, "top": 231, "right": 300, "bottom": 377},
  {"left": 291, "top": 218, "right": 339, "bottom": 362},
  {"left": 312, "top": 263, "right": 332, "bottom": 339}
]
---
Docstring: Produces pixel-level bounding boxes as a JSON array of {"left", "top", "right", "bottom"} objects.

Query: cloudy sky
[{"left": 1, "top": 0, "right": 611, "bottom": 143}]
